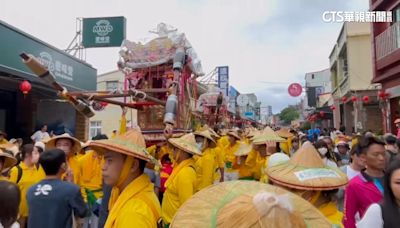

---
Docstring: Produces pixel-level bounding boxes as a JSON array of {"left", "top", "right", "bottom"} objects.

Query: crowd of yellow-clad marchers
[{"left": 0, "top": 115, "right": 397, "bottom": 228}]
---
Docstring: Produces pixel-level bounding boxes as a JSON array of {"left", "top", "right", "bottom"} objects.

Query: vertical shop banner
[{"left": 217, "top": 66, "right": 229, "bottom": 97}]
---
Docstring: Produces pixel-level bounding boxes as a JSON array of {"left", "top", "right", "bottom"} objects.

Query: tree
[{"left": 278, "top": 106, "right": 300, "bottom": 125}]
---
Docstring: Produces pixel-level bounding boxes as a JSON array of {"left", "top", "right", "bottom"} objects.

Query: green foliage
[
  {"left": 279, "top": 106, "right": 300, "bottom": 124},
  {"left": 300, "top": 121, "right": 311, "bottom": 131}
]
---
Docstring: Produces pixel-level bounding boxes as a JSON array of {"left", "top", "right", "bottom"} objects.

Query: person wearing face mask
[
  {"left": 9, "top": 144, "right": 45, "bottom": 228},
  {"left": 315, "top": 139, "right": 338, "bottom": 168},
  {"left": 46, "top": 133, "right": 82, "bottom": 185},
  {"left": 193, "top": 130, "right": 218, "bottom": 191},
  {"left": 246, "top": 127, "right": 286, "bottom": 182},
  {"left": 223, "top": 131, "right": 241, "bottom": 181},
  {"left": 267, "top": 142, "right": 348, "bottom": 227},
  {"left": 161, "top": 133, "right": 202, "bottom": 227}
]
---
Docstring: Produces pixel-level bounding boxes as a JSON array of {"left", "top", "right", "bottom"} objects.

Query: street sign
[
  {"left": 288, "top": 83, "right": 303, "bottom": 97},
  {"left": 217, "top": 66, "right": 229, "bottom": 97},
  {"left": 82, "top": 17, "right": 126, "bottom": 48},
  {"left": 245, "top": 112, "right": 254, "bottom": 117}
]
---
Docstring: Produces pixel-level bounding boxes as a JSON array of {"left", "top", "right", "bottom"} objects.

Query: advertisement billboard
[{"left": 82, "top": 16, "right": 126, "bottom": 48}]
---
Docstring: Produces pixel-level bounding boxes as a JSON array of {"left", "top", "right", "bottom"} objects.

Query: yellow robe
[
  {"left": 195, "top": 148, "right": 217, "bottom": 191},
  {"left": 318, "top": 201, "right": 343, "bottom": 228},
  {"left": 9, "top": 162, "right": 45, "bottom": 217},
  {"left": 79, "top": 150, "right": 104, "bottom": 201},
  {"left": 233, "top": 156, "right": 253, "bottom": 179},
  {"left": 162, "top": 159, "right": 196, "bottom": 224},
  {"left": 104, "top": 174, "right": 161, "bottom": 228},
  {"left": 223, "top": 142, "right": 240, "bottom": 172}
]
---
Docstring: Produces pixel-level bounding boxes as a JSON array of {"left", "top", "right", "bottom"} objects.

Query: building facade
[
  {"left": 0, "top": 20, "right": 97, "bottom": 142},
  {"left": 89, "top": 70, "right": 137, "bottom": 139},
  {"left": 329, "top": 22, "right": 382, "bottom": 134},
  {"left": 370, "top": 0, "right": 400, "bottom": 133}
]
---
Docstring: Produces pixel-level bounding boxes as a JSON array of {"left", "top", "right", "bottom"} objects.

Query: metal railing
[{"left": 375, "top": 22, "right": 400, "bottom": 60}]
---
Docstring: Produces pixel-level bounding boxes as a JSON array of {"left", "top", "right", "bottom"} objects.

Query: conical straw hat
[
  {"left": 168, "top": 133, "right": 202, "bottom": 156},
  {"left": 267, "top": 142, "right": 348, "bottom": 190},
  {"left": 90, "top": 129, "right": 157, "bottom": 164},
  {"left": 227, "top": 131, "right": 241, "bottom": 140},
  {"left": 0, "top": 150, "right": 17, "bottom": 171},
  {"left": 194, "top": 130, "right": 216, "bottom": 146},
  {"left": 46, "top": 133, "right": 82, "bottom": 153},
  {"left": 234, "top": 142, "right": 253, "bottom": 156},
  {"left": 0, "top": 143, "right": 19, "bottom": 156},
  {"left": 276, "top": 128, "right": 294, "bottom": 138},
  {"left": 252, "top": 127, "right": 285, "bottom": 145},
  {"left": 198, "top": 125, "right": 220, "bottom": 138},
  {"left": 170, "top": 181, "right": 331, "bottom": 228}
]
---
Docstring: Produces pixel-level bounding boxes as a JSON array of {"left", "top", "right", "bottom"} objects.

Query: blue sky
[{"left": 2, "top": 0, "right": 368, "bottom": 113}]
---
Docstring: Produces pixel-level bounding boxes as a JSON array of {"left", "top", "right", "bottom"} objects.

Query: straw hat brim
[
  {"left": 227, "top": 132, "right": 240, "bottom": 140},
  {"left": 194, "top": 131, "right": 216, "bottom": 147},
  {"left": 89, "top": 139, "right": 156, "bottom": 164},
  {"left": 252, "top": 135, "right": 286, "bottom": 145},
  {"left": 168, "top": 137, "right": 202, "bottom": 156},
  {"left": 0, "top": 144, "right": 19, "bottom": 156},
  {"left": 170, "top": 181, "right": 331, "bottom": 228},
  {"left": 234, "top": 143, "right": 253, "bottom": 156},
  {"left": 276, "top": 129, "right": 294, "bottom": 138},
  {"left": 0, "top": 152, "right": 17, "bottom": 170},
  {"left": 46, "top": 134, "right": 82, "bottom": 153},
  {"left": 267, "top": 162, "right": 348, "bottom": 190}
]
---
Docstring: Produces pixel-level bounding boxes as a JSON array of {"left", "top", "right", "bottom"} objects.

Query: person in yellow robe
[
  {"left": 10, "top": 144, "right": 45, "bottom": 228},
  {"left": 90, "top": 129, "right": 161, "bottom": 228},
  {"left": 0, "top": 149, "right": 17, "bottom": 181},
  {"left": 79, "top": 135, "right": 108, "bottom": 228},
  {"left": 193, "top": 130, "right": 217, "bottom": 191},
  {"left": 233, "top": 142, "right": 254, "bottom": 180},
  {"left": 223, "top": 131, "right": 241, "bottom": 181},
  {"left": 161, "top": 133, "right": 202, "bottom": 226},
  {"left": 266, "top": 142, "right": 348, "bottom": 227},
  {"left": 46, "top": 133, "right": 82, "bottom": 185}
]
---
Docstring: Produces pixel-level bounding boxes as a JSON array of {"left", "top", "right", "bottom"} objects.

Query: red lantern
[
  {"left": 19, "top": 80, "right": 32, "bottom": 95},
  {"left": 330, "top": 105, "right": 336, "bottom": 110},
  {"left": 378, "top": 90, "right": 386, "bottom": 99},
  {"left": 100, "top": 101, "right": 108, "bottom": 107},
  {"left": 320, "top": 111, "right": 325, "bottom": 117},
  {"left": 362, "top": 95, "right": 369, "bottom": 103},
  {"left": 341, "top": 96, "right": 347, "bottom": 103},
  {"left": 351, "top": 96, "right": 357, "bottom": 102}
]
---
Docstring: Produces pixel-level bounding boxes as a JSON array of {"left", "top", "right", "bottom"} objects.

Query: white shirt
[
  {"left": 31, "top": 130, "right": 50, "bottom": 142},
  {"left": 323, "top": 157, "right": 338, "bottom": 168},
  {"left": 346, "top": 165, "right": 360, "bottom": 180},
  {"left": 357, "top": 203, "right": 383, "bottom": 228}
]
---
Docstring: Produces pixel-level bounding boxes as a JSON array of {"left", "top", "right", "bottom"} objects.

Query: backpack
[{"left": 16, "top": 165, "right": 23, "bottom": 184}]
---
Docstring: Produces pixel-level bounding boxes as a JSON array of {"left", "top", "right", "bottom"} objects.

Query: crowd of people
[{"left": 0, "top": 115, "right": 400, "bottom": 228}]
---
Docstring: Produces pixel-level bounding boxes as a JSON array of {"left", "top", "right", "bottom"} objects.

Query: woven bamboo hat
[
  {"left": 90, "top": 129, "right": 156, "bottom": 164},
  {"left": 276, "top": 128, "right": 294, "bottom": 138},
  {"left": 194, "top": 130, "right": 216, "bottom": 146},
  {"left": 267, "top": 142, "right": 348, "bottom": 190},
  {"left": 0, "top": 150, "right": 17, "bottom": 171},
  {"left": 252, "top": 127, "right": 286, "bottom": 145},
  {"left": 234, "top": 142, "right": 253, "bottom": 156},
  {"left": 0, "top": 143, "right": 19, "bottom": 156},
  {"left": 46, "top": 133, "right": 82, "bottom": 153},
  {"left": 227, "top": 131, "right": 241, "bottom": 140},
  {"left": 170, "top": 181, "right": 331, "bottom": 228},
  {"left": 168, "top": 133, "right": 202, "bottom": 156}
]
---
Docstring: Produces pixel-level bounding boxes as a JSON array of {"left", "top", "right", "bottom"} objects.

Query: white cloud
[{"left": 1, "top": 0, "right": 368, "bottom": 113}]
